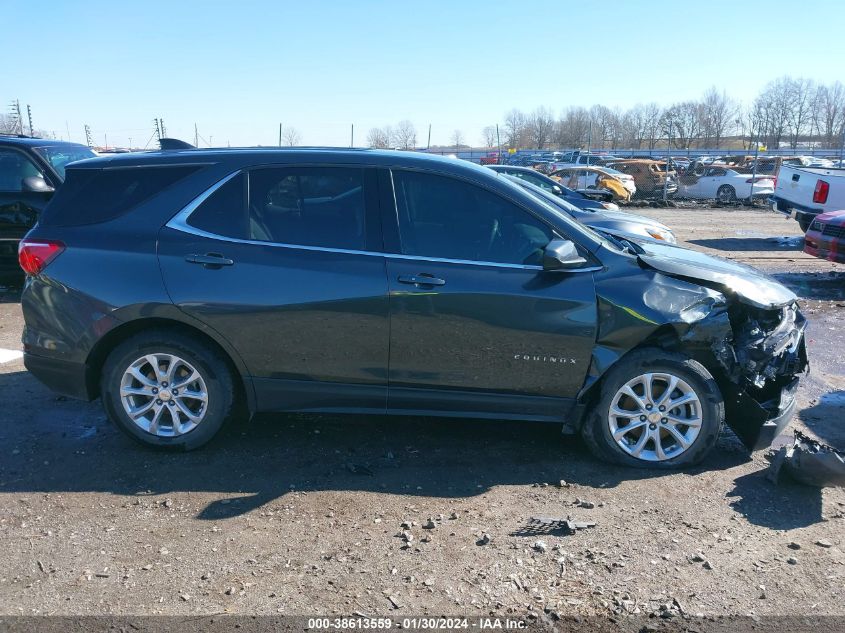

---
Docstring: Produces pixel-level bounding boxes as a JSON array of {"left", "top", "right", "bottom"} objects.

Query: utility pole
[
  {"left": 84, "top": 124, "right": 93, "bottom": 147},
  {"left": 350, "top": 124, "right": 354, "bottom": 148},
  {"left": 427, "top": 124, "right": 431, "bottom": 150},
  {"left": 129, "top": 137, "right": 133, "bottom": 150},
  {"left": 26, "top": 104, "right": 34, "bottom": 136},
  {"left": 194, "top": 123, "right": 199, "bottom": 147},
  {"left": 154, "top": 119, "right": 161, "bottom": 141},
  {"left": 496, "top": 124, "right": 502, "bottom": 164},
  {"left": 104, "top": 133, "right": 108, "bottom": 149},
  {"left": 160, "top": 119, "right": 167, "bottom": 138},
  {"left": 279, "top": 123, "right": 282, "bottom": 147},
  {"left": 9, "top": 100, "right": 22, "bottom": 134},
  {"left": 65, "top": 121, "right": 71, "bottom": 143}
]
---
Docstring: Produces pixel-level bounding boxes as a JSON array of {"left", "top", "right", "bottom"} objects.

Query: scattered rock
[
  {"left": 575, "top": 498, "right": 595, "bottom": 509},
  {"left": 703, "top": 560, "right": 714, "bottom": 570},
  {"left": 225, "top": 586, "right": 235, "bottom": 595},
  {"left": 558, "top": 480, "right": 570, "bottom": 488},
  {"left": 179, "top": 594, "right": 191, "bottom": 601},
  {"left": 476, "top": 533, "right": 491, "bottom": 546},
  {"left": 815, "top": 539, "right": 833, "bottom": 548},
  {"left": 449, "top": 512, "right": 458, "bottom": 520},
  {"left": 690, "top": 553, "right": 706, "bottom": 563},
  {"left": 400, "top": 520, "right": 412, "bottom": 529},
  {"left": 787, "top": 556, "right": 798, "bottom": 565},
  {"left": 532, "top": 540, "right": 547, "bottom": 553},
  {"left": 163, "top": 499, "right": 173, "bottom": 508},
  {"left": 422, "top": 518, "right": 436, "bottom": 530},
  {"left": 401, "top": 530, "right": 413, "bottom": 543},
  {"left": 787, "top": 541, "right": 801, "bottom": 550}
]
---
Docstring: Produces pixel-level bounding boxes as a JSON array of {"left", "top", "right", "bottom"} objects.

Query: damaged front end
[
  {"left": 589, "top": 256, "right": 809, "bottom": 452},
  {"left": 708, "top": 302, "right": 808, "bottom": 450}
]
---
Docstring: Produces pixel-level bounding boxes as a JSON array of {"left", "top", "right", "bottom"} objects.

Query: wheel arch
[{"left": 85, "top": 316, "right": 255, "bottom": 414}]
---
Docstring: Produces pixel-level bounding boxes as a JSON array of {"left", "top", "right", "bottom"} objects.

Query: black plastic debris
[
  {"left": 511, "top": 516, "right": 596, "bottom": 538},
  {"left": 767, "top": 431, "right": 845, "bottom": 488}
]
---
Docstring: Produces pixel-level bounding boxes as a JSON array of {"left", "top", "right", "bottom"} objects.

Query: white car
[
  {"left": 553, "top": 166, "right": 637, "bottom": 196},
  {"left": 677, "top": 166, "right": 775, "bottom": 202}
]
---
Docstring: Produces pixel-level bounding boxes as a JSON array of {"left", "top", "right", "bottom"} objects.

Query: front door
[
  {"left": 383, "top": 169, "right": 597, "bottom": 420},
  {"left": 158, "top": 166, "right": 389, "bottom": 413}
]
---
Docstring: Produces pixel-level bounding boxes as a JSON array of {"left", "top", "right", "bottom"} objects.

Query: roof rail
[{"left": 159, "top": 138, "right": 195, "bottom": 150}]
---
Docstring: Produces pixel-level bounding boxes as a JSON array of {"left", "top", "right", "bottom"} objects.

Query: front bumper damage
[{"left": 691, "top": 302, "right": 808, "bottom": 450}]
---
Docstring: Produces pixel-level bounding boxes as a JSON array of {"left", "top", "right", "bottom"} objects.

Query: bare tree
[
  {"left": 813, "top": 82, "right": 845, "bottom": 148},
  {"left": 450, "top": 129, "right": 465, "bottom": 148},
  {"left": 366, "top": 127, "right": 391, "bottom": 148},
  {"left": 481, "top": 125, "right": 496, "bottom": 148},
  {"left": 754, "top": 78, "right": 792, "bottom": 149},
  {"left": 787, "top": 77, "right": 815, "bottom": 149},
  {"left": 701, "top": 87, "right": 737, "bottom": 147},
  {"left": 393, "top": 120, "right": 417, "bottom": 150},
  {"left": 503, "top": 109, "right": 527, "bottom": 148},
  {"left": 0, "top": 113, "right": 21, "bottom": 134},
  {"left": 526, "top": 107, "right": 555, "bottom": 149},
  {"left": 281, "top": 126, "right": 301, "bottom": 146},
  {"left": 662, "top": 102, "right": 703, "bottom": 150},
  {"left": 555, "top": 107, "right": 590, "bottom": 148}
]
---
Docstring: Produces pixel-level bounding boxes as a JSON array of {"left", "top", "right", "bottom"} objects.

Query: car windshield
[{"left": 34, "top": 145, "right": 97, "bottom": 180}]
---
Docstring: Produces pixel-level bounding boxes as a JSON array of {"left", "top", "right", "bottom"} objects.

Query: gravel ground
[{"left": 0, "top": 207, "right": 843, "bottom": 619}]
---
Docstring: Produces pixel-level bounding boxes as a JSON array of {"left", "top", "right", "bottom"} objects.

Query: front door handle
[
  {"left": 185, "top": 253, "right": 234, "bottom": 268},
  {"left": 397, "top": 273, "right": 446, "bottom": 287}
]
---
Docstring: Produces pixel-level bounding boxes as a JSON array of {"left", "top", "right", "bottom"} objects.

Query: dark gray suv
[{"left": 19, "top": 147, "right": 807, "bottom": 468}]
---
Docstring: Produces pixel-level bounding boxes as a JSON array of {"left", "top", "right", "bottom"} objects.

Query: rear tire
[
  {"left": 716, "top": 185, "right": 737, "bottom": 204},
  {"left": 101, "top": 330, "right": 237, "bottom": 450},
  {"left": 581, "top": 348, "right": 724, "bottom": 469}
]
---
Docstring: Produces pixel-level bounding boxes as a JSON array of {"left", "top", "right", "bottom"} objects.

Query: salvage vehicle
[
  {"left": 503, "top": 175, "right": 677, "bottom": 243},
  {"left": 0, "top": 135, "right": 95, "bottom": 281},
  {"left": 803, "top": 210, "right": 845, "bottom": 263},
  {"left": 486, "top": 165, "right": 618, "bottom": 210},
  {"left": 550, "top": 166, "right": 635, "bottom": 202},
  {"left": 677, "top": 165, "right": 775, "bottom": 203},
  {"left": 20, "top": 146, "right": 807, "bottom": 468},
  {"left": 771, "top": 164, "right": 845, "bottom": 232},
  {"left": 605, "top": 159, "right": 678, "bottom": 197}
]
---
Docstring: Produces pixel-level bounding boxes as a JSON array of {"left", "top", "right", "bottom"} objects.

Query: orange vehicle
[
  {"left": 605, "top": 159, "right": 678, "bottom": 197},
  {"left": 549, "top": 166, "right": 635, "bottom": 203}
]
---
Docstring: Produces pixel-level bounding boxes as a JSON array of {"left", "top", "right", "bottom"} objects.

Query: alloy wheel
[
  {"left": 608, "top": 372, "right": 702, "bottom": 462},
  {"left": 119, "top": 353, "right": 209, "bottom": 437}
]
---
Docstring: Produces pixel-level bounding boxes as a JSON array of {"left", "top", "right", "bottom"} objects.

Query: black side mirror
[
  {"left": 543, "top": 239, "right": 588, "bottom": 270},
  {"left": 22, "top": 176, "right": 54, "bottom": 193}
]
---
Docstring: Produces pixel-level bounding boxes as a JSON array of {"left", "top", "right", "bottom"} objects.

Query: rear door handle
[
  {"left": 185, "top": 253, "right": 234, "bottom": 268},
  {"left": 397, "top": 274, "right": 446, "bottom": 286}
]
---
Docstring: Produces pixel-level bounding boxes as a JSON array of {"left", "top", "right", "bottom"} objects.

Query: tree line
[{"left": 366, "top": 77, "right": 845, "bottom": 151}]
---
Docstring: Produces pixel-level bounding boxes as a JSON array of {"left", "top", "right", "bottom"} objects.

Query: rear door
[
  {"left": 158, "top": 165, "right": 389, "bottom": 413},
  {"left": 382, "top": 169, "right": 597, "bottom": 420}
]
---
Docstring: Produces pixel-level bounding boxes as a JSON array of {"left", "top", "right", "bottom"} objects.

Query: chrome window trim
[{"left": 166, "top": 169, "right": 602, "bottom": 272}]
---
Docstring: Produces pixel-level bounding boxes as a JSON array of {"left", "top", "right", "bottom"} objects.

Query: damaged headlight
[{"left": 680, "top": 296, "right": 723, "bottom": 323}]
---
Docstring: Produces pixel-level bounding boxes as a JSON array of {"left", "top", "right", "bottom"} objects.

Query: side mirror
[
  {"left": 551, "top": 185, "right": 563, "bottom": 196},
  {"left": 22, "top": 176, "right": 54, "bottom": 193},
  {"left": 543, "top": 239, "right": 588, "bottom": 270}
]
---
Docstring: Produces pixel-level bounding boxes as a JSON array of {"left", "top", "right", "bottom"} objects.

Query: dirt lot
[{"left": 0, "top": 207, "right": 843, "bottom": 620}]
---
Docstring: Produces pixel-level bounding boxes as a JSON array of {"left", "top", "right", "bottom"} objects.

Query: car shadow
[
  {"left": 770, "top": 271, "right": 845, "bottom": 302},
  {"left": 726, "top": 467, "right": 824, "bottom": 530},
  {"left": 688, "top": 236, "right": 804, "bottom": 253},
  {"left": 0, "top": 368, "right": 755, "bottom": 522}
]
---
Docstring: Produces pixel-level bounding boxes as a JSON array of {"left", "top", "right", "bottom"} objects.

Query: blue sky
[{"left": 3, "top": 0, "right": 844, "bottom": 148}]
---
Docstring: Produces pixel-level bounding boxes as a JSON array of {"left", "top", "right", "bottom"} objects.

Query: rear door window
[{"left": 246, "top": 167, "right": 366, "bottom": 249}]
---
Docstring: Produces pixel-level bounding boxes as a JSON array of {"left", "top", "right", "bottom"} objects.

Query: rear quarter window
[{"left": 39, "top": 165, "right": 202, "bottom": 227}]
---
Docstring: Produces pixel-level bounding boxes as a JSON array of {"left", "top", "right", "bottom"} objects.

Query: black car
[
  {"left": 20, "top": 147, "right": 807, "bottom": 468},
  {"left": 487, "top": 165, "right": 615, "bottom": 208},
  {"left": 0, "top": 135, "right": 96, "bottom": 281}
]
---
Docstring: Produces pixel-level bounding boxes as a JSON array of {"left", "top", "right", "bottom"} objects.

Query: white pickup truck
[{"left": 770, "top": 164, "right": 845, "bottom": 231}]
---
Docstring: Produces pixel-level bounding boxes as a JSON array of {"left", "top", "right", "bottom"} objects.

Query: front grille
[{"left": 822, "top": 224, "right": 845, "bottom": 238}]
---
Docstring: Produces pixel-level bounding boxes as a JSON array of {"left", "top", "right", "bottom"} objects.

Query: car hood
[
  {"left": 592, "top": 209, "right": 671, "bottom": 230},
  {"left": 634, "top": 241, "right": 797, "bottom": 309}
]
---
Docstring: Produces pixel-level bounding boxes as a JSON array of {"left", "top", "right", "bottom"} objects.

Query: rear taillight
[
  {"left": 813, "top": 179, "right": 830, "bottom": 204},
  {"left": 18, "top": 239, "right": 65, "bottom": 275}
]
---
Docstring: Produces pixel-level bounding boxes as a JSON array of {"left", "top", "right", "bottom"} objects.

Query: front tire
[
  {"left": 581, "top": 349, "right": 724, "bottom": 469},
  {"left": 101, "top": 330, "right": 237, "bottom": 450}
]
